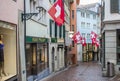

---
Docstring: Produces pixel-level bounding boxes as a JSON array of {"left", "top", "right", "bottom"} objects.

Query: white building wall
[
  {"left": 102, "top": 0, "right": 120, "bottom": 75},
  {"left": 104, "top": 0, "right": 120, "bottom": 22},
  {"left": 77, "top": 4, "right": 100, "bottom": 61},
  {"left": 26, "top": 20, "right": 48, "bottom": 37}
]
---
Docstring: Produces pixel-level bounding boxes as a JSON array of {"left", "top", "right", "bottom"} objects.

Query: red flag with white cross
[
  {"left": 82, "top": 37, "right": 86, "bottom": 46},
  {"left": 72, "top": 31, "right": 82, "bottom": 43},
  {"left": 90, "top": 31, "right": 97, "bottom": 45},
  {"left": 95, "top": 40, "right": 100, "bottom": 47},
  {"left": 48, "top": 0, "right": 65, "bottom": 26}
]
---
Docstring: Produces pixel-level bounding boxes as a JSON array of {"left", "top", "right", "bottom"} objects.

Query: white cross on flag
[
  {"left": 82, "top": 37, "right": 86, "bottom": 46},
  {"left": 95, "top": 40, "right": 100, "bottom": 47},
  {"left": 48, "top": 0, "right": 65, "bottom": 26},
  {"left": 90, "top": 31, "right": 97, "bottom": 45},
  {"left": 72, "top": 31, "right": 82, "bottom": 43}
]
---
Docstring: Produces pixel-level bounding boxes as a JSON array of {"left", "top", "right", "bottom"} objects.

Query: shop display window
[
  {"left": 0, "top": 27, "right": 17, "bottom": 80},
  {"left": 37, "top": 44, "right": 48, "bottom": 73},
  {"left": 26, "top": 43, "right": 49, "bottom": 76}
]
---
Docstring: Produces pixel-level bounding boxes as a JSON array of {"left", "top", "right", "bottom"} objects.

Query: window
[
  {"left": 117, "top": 30, "right": 120, "bottom": 64},
  {"left": 49, "top": 0, "right": 56, "bottom": 4},
  {"left": 72, "top": 41, "right": 74, "bottom": 47},
  {"left": 93, "top": 24, "right": 96, "bottom": 29},
  {"left": 87, "top": 23, "right": 90, "bottom": 28},
  {"left": 86, "top": 13, "right": 90, "bottom": 18},
  {"left": 37, "top": 44, "right": 48, "bottom": 73},
  {"left": 72, "top": 10, "right": 74, "bottom": 19},
  {"left": 93, "top": 14, "right": 96, "bottom": 19},
  {"left": 50, "top": 20, "right": 56, "bottom": 38},
  {"left": 81, "top": 22, "right": 85, "bottom": 28},
  {"left": 81, "top": 12, "right": 85, "bottom": 17},
  {"left": 87, "top": 33, "right": 90, "bottom": 39},
  {"left": 110, "top": 0, "right": 120, "bottom": 13},
  {"left": 72, "top": 25, "right": 74, "bottom": 31},
  {"left": 82, "top": 33, "right": 85, "bottom": 37}
]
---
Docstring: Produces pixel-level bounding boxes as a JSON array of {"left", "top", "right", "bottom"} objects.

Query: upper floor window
[
  {"left": 72, "top": 10, "right": 74, "bottom": 19},
  {"left": 37, "top": 8, "right": 47, "bottom": 24},
  {"left": 30, "top": 0, "right": 36, "bottom": 13},
  {"left": 87, "top": 23, "right": 90, "bottom": 28},
  {"left": 93, "top": 24, "right": 96, "bottom": 29},
  {"left": 49, "top": 0, "right": 56, "bottom": 4},
  {"left": 72, "top": 25, "right": 74, "bottom": 31},
  {"left": 87, "top": 33, "right": 90, "bottom": 39},
  {"left": 82, "top": 33, "right": 85, "bottom": 38},
  {"left": 81, "top": 22, "right": 85, "bottom": 28},
  {"left": 93, "top": 14, "right": 96, "bottom": 19},
  {"left": 110, "top": 0, "right": 120, "bottom": 13},
  {"left": 86, "top": 13, "right": 90, "bottom": 18},
  {"left": 81, "top": 12, "right": 85, "bottom": 17}
]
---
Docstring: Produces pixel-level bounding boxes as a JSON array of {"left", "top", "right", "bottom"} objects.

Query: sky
[{"left": 80, "top": 0, "right": 99, "bottom": 5}]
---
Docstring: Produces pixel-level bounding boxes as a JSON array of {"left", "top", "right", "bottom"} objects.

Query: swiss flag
[
  {"left": 48, "top": 0, "right": 65, "bottom": 26},
  {"left": 90, "top": 31, "right": 97, "bottom": 39},
  {"left": 72, "top": 31, "right": 82, "bottom": 43},
  {"left": 82, "top": 37, "right": 86, "bottom": 46},
  {"left": 90, "top": 31, "right": 97, "bottom": 45},
  {"left": 95, "top": 40, "right": 100, "bottom": 47}
]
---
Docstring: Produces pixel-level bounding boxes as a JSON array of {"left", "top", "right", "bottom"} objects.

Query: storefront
[
  {"left": 0, "top": 21, "right": 17, "bottom": 81},
  {"left": 26, "top": 36, "right": 49, "bottom": 81},
  {"left": 57, "top": 38, "right": 65, "bottom": 70},
  {"left": 82, "top": 43, "right": 99, "bottom": 62}
]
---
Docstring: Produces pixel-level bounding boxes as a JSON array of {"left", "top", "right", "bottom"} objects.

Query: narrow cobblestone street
[{"left": 41, "top": 62, "right": 109, "bottom": 81}]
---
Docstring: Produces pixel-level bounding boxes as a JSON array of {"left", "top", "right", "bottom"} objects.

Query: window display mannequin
[{"left": 0, "top": 35, "right": 6, "bottom": 77}]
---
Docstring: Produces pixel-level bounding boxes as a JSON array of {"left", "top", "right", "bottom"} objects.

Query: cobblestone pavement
[{"left": 41, "top": 62, "right": 109, "bottom": 81}]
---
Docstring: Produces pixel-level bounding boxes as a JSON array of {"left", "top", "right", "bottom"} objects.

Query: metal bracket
[{"left": 22, "top": 13, "right": 38, "bottom": 21}]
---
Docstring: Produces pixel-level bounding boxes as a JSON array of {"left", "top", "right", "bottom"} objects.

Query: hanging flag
[
  {"left": 82, "top": 37, "right": 86, "bottom": 46},
  {"left": 95, "top": 40, "right": 100, "bottom": 47},
  {"left": 72, "top": 31, "right": 82, "bottom": 43},
  {"left": 48, "top": 0, "right": 65, "bottom": 26},
  {"left": 90, "top": 31, "right": 97, "bottom": 45},
  {"left": 90, "top": 31, "right": 97, "bottom": 39}
]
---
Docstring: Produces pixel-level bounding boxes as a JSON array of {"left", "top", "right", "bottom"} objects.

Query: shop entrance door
[{"left": 82, "top": 44, "right": 93, "bottom": 62}]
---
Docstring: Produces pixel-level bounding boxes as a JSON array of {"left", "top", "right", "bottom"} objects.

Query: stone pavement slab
[{"left": 40, "top": 62, "right": 109, "bottom": 81}]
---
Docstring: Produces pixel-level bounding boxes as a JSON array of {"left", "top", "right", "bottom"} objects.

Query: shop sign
[
  {"left": 57, "top": 38, "right": 64, "bottom": 43},
  {"left": 51, "top": 38, "right": 57, "bottom": 43},
  {"left": 26, "top": 36, "right": 48, "bottom": 43}
]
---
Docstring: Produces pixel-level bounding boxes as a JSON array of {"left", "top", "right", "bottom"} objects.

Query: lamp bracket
[{"left": 22, "top": 13, "right": 38, "bottom": 21}]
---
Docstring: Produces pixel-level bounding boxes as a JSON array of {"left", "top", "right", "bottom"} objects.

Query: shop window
[
  {"left": 117, "top": 30, "right": 120, "bottom": 64},
  {"left": 26, "top": 44, "right": 37, "bottom": 76},
  {"left": 37, "top": 44, "right": 48, "bottom": 73},
  {"left": 0, "top": 26, "right": 17, "bottom": 80}
]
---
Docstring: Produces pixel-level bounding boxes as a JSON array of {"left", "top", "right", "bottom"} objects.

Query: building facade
[
  {"left": 101, "top": 0, "right": 120, "bottom": 76},
  {"left": 25, "top": 0, "right": 49, "bottom": 81},
  {"left": 0, "top": 0, "right": 26, "bottom": 81},
  {"left": 69, "top": 0, "right": 80, "bottom": 65},
  {"left": 77, "top": 3, "right": 101, "bottom": 62},
  {"left": 48, "top": 0, "right": 66, "bottom": 74}
]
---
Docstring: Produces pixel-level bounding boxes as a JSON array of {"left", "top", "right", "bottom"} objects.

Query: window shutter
[
  {"left": 49, "top": 20, "right": 52, "bottom": 37},
  {"left": 63, "top": 25, "right": 65, "bottom": 39},
  {"left": 59, "top": 26, "right": 62, "bottom": 38},
  {"left": 110, "top": 0, "right": 119, "bottom": 13},
  {"left": 55, "top": 23, "right": 57, "bottom": 38}
]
